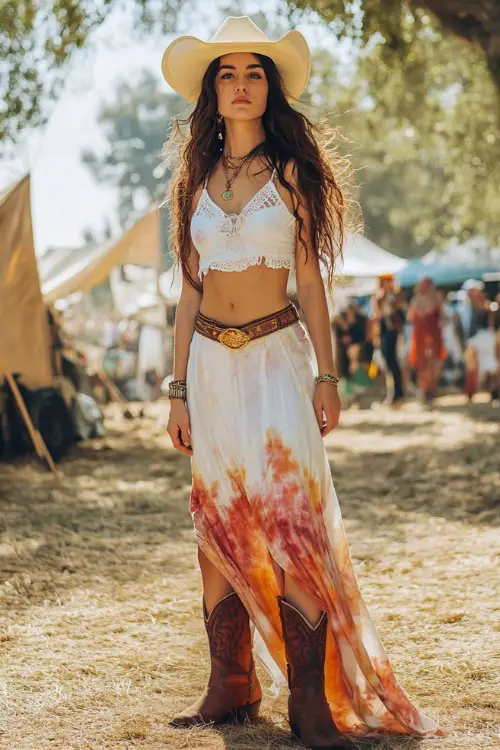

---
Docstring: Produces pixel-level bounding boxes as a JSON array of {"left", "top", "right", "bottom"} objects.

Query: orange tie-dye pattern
[{"left": 186, "top": 323, "right": 445, "bottom": 739}]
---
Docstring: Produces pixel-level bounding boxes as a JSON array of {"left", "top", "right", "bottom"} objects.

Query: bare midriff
[{"left": 199, "top": 264, "right": 291, "bottom": 326}]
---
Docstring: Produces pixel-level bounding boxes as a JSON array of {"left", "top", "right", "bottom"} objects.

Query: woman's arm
[
  {"left": 166, "top": 189, "right": 203, "bottom": 456},
  {"left": 284, "top": 161, "right": 340, "bottom": 436},
  {"left": 172, "top": 250, "right": 202, "bottom": 380}
]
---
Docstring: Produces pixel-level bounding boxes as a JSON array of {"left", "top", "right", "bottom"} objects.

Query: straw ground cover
[{"left": 0, "top": 397, "right": 499, "bottom": 749}]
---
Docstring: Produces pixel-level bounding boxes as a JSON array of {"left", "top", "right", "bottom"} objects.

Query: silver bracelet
[
  {"left": 168, "top": 380, "right": 187, "bottom": 400},
  {"left": 315, "top": 373, "right": 339, "bottom": 386}
]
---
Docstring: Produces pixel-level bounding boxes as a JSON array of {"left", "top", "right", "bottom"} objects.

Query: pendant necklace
[{"left": 220, "top": 143, "right": 264, "bottom": 201}]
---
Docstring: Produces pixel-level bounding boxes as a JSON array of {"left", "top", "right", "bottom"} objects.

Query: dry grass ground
[{"left": 0, "top": 396, "right": 499, "bottom": 750}]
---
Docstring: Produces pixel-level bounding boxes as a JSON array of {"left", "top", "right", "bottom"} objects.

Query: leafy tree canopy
[
  {"left": 0, "top": 0, "right": 180, "bottom": 144},
  {"left": 286, "top": 0, "right": 500, "bottom": 93},
  {"left": 2, "top": 0, "right": 499, "bottom": 146},
  {"left": 308, "top": 11, "right": 499, "bottom": 255},
  {"left": 82, "top": 70, "right": 183, "bottom": 229}
]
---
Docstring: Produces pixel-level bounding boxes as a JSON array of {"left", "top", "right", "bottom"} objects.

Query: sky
[{"left": 2, "top": 0, "right": 352, "bottom": 257}]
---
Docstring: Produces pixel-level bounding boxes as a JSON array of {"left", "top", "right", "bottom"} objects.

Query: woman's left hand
[{"left": 313, "top": 382, "right": 341, "bottom": 437}]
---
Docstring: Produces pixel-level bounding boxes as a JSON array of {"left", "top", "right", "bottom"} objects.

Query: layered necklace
[{"left": 220, "top": 141, "right": 265, "bottom": 201}]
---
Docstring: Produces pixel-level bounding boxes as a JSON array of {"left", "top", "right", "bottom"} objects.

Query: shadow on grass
[
  {"left": 326, "top": 432, "right": 499, "bottom": 529},
  {"left": 0, "top": 400, "right": 498, "bottom": 615},
  {"left": 214, "top": 719, "right": 425, "bottom": 750}
]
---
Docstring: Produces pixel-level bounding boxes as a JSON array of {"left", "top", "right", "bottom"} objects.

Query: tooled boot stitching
[
  {"left": 171, "top": 592, "right": 261, "bottom": 726},
  {"left": 205, "top": 595, "right": 256, "bottom": 704},
  {"left": 278, "top": 596, "right": 351, "bottom": 748}
]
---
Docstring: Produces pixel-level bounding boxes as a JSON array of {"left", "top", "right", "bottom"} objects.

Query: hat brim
[{"left": 161, "top": 29, "right": 311, "bottom": 102}]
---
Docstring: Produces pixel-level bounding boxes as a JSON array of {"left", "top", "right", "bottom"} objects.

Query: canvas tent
[
  {"left": 41, "top": 206, "right": 161, "bottom": 303},
  {"left": 0, "top": 176, "right": 52, "bottom": 389}
]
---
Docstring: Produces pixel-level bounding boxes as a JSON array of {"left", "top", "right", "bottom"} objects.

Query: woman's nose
[{"left": 234, "top": 78, "right": 248, "bottom": 91}]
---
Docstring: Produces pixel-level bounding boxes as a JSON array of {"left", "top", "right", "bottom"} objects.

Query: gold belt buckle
[{"left": 218, "top": 327, "right": 250, "bottom": 349}]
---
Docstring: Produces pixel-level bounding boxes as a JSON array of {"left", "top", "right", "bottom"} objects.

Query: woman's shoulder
[
  {"left": 280, "top": 158, "right": 298, "bottom": 186},
  {"left": 189, "top": 183, "right": 204, "bottom": 218}
]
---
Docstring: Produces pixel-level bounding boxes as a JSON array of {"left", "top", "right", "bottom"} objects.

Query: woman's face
[{"left": 215, "top": 52, "right": 268, "bottom": 121}]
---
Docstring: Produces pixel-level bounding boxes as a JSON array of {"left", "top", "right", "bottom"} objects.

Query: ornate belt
[{"left": 194, "top": 303, "right": 299, "bottom": 350}]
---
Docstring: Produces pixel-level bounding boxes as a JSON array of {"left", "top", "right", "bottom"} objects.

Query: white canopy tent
[
  {"left": 41, "top": 206, "right": 161, "bottom": 304},
  {"left": 159, "top": 233, "right": 408, "bottom": 305}
]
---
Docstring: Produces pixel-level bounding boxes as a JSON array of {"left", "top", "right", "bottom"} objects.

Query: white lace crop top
[{"left": 190, "top": 168, "right": 296, "bottom": 280}]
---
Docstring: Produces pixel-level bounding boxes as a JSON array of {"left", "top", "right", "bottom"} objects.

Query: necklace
[{"left": 220, "top": 142, "right": 265, "bottom": 201}]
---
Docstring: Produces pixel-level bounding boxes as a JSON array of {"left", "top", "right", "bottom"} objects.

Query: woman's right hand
[{"left": 167, "top": 399, "right": 193, "bottom": 456}]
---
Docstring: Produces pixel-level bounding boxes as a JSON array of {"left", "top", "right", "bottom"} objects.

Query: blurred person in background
[
  {"left": 459, "top": 279, "right": 499, "bottom": 404},
  {"left": 332, "top": 299, "right": 373, "bottom": 404},
  {"left": 371, "top": 274, "right": 406, "bottom": 407},
  {"left": 407, "top": 277, "right": 446, "bottom": 406},
  {"left": 440, "top": 291, "right": 465, "bottom": 387}
]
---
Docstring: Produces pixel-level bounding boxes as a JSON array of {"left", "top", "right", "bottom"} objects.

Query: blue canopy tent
[
  {"left": 396, "top": 256, "right": 498, "bottom": 288},
  {"left": 397, "top": 239, "right": 500, "bottom": 288}
]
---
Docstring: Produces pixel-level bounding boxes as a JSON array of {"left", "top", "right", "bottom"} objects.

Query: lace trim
[
  {"left": 195, "top": 178, "right": 292, "bottom": 222},
  {"left": 198, "top": 255, "right": 295, "bottom": 279}
]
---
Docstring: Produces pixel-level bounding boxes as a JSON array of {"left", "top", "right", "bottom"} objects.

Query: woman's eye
[
  {"left": 220, "top": 73, "right": 233, "bottom": 79},
  {"left": 249, "top": 73, "right": 262, "bottom": 79}
]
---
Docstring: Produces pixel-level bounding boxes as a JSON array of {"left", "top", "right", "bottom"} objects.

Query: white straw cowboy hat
[{"left": 161, "top": 15, "right": 311, "bottom": 102}]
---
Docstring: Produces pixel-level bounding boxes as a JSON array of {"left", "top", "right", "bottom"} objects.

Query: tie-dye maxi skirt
[{"left": 186, "top": 319, "right": 443, "bottom": 739}]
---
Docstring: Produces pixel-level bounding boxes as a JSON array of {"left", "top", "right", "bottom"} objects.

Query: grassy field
[{"left": 0, "top": 397, "right": 499, "bottom": 749}]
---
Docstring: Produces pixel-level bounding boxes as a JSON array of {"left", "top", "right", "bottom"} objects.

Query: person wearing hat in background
[
  {"left": 162, "top": 16, "right": 443, "bottom": 746},
  {"left": 459, "top": 279, "right": 499, "bottom": 404}
]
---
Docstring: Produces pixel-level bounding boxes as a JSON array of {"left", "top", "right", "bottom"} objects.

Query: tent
[
  {"left": 41, "top": 206, "right": 161, "bottom": 303},
  {"left": 159, "top": 232, "right": 407, "bottom": 304},
  {"left": 0, "top": 176, "right": 52, "bottom": 388},
  {"left": 396, "top": 239, "right": 500, "bottom": 288},
  {"left": 337, "top": 234, "right": 407, "bottom": 277}
]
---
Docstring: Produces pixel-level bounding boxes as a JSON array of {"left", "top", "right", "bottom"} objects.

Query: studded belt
[{"left": 194, "top": 303, "right": 299, "bottom": 350}]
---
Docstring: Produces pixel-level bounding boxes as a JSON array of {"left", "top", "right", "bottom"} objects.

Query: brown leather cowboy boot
[
  {"left": 170, "top": 591, "right": 262, "bottom": 727},
  {"left": 278, "top": 596, "right": 353, "bottom": 749}
]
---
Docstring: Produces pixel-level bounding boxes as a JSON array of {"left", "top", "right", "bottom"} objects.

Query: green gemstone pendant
[{"left": 221, "top": 189, "right": 233, "bottom": 201}]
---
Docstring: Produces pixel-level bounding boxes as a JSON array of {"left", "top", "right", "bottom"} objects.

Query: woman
[
  {"left": 162, "top": 16, "right": 443, "bottom": 746},
  {"left": 460, "top": 279, "right": 499, "bottom": 403},
  {"left": 371, "top": 274, "right": 406, "bottom": 407},
  {"left": 332, "top": 300, "right": 372, "bottom": 402},
  {"left": 407, "top": 277, "right": 446, "bottom": 406}
]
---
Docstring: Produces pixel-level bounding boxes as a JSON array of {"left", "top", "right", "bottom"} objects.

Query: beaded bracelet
[
  {"left": 315, "top": 373, "right": 340, "bottom": 386},
  {"left": 168, "top": 379, "right": 187, "bottom": 400}
]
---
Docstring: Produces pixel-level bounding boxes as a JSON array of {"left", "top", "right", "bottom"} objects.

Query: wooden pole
[
  {"left": 4, "top": 373, "right": 61, "bottom": 480},
  {"left": 99, "top": 371, "right": 127, "bottom": 404}
]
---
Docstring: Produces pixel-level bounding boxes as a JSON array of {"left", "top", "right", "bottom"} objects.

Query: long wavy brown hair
[{"left": 165, "top": 53, "right": 353, "bottom": 292}]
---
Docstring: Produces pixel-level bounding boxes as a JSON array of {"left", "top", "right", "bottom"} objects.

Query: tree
[
  {"left": 2, "top": 0, "right": 500, "bottom": 148},
  {"left": 0, "top": 0, "right": 181, "bottom": 145},
  {"left": 287, "top": 0, "right": 500, "bottom": 93},
  {"left": 82, "top": 71, "right": 184, "bottom": 228},
  {"left": 307, "top": 12, "right": 500, "bottom": 256}
]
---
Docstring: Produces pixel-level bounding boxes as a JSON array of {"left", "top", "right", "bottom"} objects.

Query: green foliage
[
  {"left": 286, "top": 0, "right": 500, "bottom": 92},
  {"left": 82, "top": 71, "right": 183, "bottom": 228},
  {"left": 0, "top": 0, "right": 181, "bottom": 144},
  {"left": 309, "top": 13, "right": 500, "bottom": 256}
]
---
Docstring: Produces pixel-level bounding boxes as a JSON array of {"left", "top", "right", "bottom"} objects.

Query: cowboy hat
[{"left": 161, "top": 15, "right": 311, "bottom": 103}]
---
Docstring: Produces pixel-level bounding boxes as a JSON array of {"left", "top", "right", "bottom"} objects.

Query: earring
[{"left": 216, "top": 112, "right": 224, "bottom": 150}]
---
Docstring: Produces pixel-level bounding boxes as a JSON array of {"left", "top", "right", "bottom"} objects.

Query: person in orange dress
[{"left": 407, "top": 277, "right": 446, "bottom": 406}]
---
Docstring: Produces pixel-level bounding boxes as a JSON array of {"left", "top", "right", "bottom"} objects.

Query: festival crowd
[{"left": 331, "top": 275, "right": 500, "bottom": 408}]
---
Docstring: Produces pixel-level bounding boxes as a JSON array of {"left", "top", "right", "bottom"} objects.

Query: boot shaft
[{"left": 278, "top": 595, "right": 328, "bottom": 690}]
